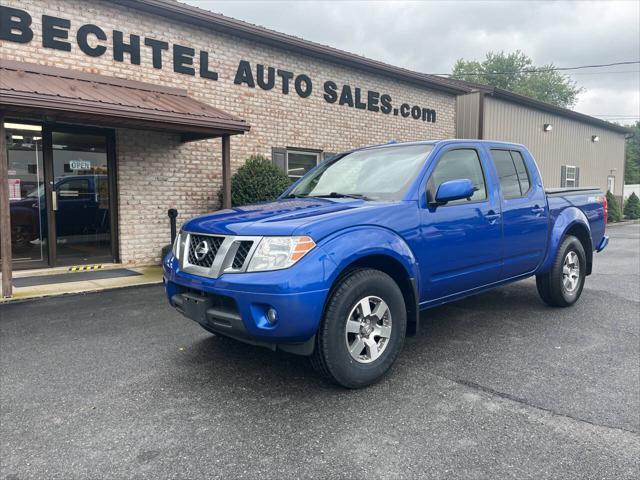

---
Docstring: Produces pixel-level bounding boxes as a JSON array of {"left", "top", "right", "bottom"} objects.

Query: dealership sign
[{"left": 0, "top": 5, "right": 437, "bottom": 123}]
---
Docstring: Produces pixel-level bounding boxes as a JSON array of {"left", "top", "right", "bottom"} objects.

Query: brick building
[{"left": 0, "top": 0, "right": 629, "bottom": 275}]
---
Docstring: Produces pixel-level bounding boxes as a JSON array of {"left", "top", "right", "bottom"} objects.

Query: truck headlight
[
  {"left": 247, "top": 236, "right": 316, "bottom": 272},
  {"left": 172, "top": 231, "right": 186, "bottom": 260}
]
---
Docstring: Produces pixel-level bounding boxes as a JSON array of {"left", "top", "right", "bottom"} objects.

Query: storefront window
[{"left": 3, "top": 122, "right": 47, "bottom": 265}]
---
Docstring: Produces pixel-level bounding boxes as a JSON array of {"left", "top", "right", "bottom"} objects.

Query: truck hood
[{"left": 182, "top": 197, "right": 411, "bottom": 239}]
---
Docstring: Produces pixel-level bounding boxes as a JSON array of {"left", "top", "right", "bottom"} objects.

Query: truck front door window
[{"left": 427, "top": 149, "right": 487, "bottom": 204}]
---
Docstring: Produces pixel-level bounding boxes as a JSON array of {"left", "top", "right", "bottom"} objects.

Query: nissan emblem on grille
[
  {"left": 194, "top": 240, "right": 209, "bottom": 261},
  {"left": 187, "top": 234, "right": 223, "bottom": 268}
]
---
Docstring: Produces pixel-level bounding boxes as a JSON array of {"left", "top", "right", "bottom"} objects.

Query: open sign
[{"left": 69, "top": 160, "right": 91, "bottom": 170}]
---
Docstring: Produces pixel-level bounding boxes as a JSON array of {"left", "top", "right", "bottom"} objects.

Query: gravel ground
[{"left": 1, "top": 223, "right": 639, "bottom": 479}]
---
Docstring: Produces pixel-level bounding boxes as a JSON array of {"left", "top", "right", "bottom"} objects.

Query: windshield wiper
[
  {"left": 309, "top": 192, "right": 371, "bottom": 200},
  {"left": 284, "top": 193, "right": 309, "bottom": 198}
]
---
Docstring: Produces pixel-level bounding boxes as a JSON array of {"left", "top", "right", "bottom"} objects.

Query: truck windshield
[{"left": 287, "top": 144, "right": 434, "bottom": 201}]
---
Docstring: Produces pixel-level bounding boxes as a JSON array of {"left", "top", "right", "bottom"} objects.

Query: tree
[
  {"left": 220, "top": 154, "right": 291, "bottom": 207},
  {"left": 451, "top": 50, "right": 583, "bottom": 108},
  {"left": 623, "top": 192, "right": 640, "bottom": 219},
  {"left": 606, "top": 190, "right": 623, "bottom": 223},
  {"left": 624, "top": 121, "right": 640, "bottom": 185}
]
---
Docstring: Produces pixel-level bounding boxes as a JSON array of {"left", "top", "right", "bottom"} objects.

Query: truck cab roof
[{"left": 355, "top": 139, "right": 527, "bottom": 151}]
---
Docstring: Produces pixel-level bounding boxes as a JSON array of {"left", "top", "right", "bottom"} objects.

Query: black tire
[
  {"left": 536, "top": 235, "right": 586, "bottom": 307},
  {"left": 12, "top": 225, "right": 33, "bottom": 250},
  {"left": 311, "top": 269, "right": 406, "bottom": 388}
]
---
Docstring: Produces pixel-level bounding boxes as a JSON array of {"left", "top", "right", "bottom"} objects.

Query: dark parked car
[{"left": 10, "top": 174, "right": 109, "bottom": 248}]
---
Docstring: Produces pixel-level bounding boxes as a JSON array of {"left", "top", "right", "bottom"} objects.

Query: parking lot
[{"left": 1, "top": 223, "right": 638, "bottom": 479}]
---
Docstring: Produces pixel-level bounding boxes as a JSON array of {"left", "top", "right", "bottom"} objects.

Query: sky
[{"left": 183, "top": 0, "right": 640, "bottom": 125}]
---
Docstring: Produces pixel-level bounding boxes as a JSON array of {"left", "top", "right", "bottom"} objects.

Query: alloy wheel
[
  {"left": 344, "top": 296, "right": 392, "bottom": 363},
  {"left": 562, "top": 250, "right": 580, "bottom": 293}
]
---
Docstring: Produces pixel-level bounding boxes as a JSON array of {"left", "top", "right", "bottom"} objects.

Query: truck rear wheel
[
  {"left": 310, "top": 268, "right": 406, "bottom": 388},
  {"left": 536, "top": 235, "right": 586, "bottom": 307}
]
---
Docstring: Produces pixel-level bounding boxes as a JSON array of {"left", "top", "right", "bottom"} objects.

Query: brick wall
[
  {"left": 1, "top": 0, "right": 457, "bottom": 265},
  {"left": 115, "top": 130, "right": 225, "bottom": 264}
]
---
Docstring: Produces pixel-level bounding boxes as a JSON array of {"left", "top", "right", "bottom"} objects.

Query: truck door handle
[
  {"left": 531, "top": 205, "right": 545, "bottom": 215},
  {"left": 485, "top": 210, "right": 500, "bottom": 224}
]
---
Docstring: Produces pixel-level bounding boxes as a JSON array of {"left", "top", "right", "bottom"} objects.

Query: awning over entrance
[
  {"left": 0, "top": 60, "right": 249, "bottom": 298},
  {"left": 0, "top": 60, "right": 249, "bottom": 140}
]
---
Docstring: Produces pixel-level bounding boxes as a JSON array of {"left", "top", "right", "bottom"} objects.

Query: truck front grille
[
  {"left": 232, "top": 241, "right": 254, "bottom": 269},
  {"left": 179, "top": 232, "right": 260, "bottom": 278},
  {"left": 187, "top": 234, "right": 224, "bottom": 268}
]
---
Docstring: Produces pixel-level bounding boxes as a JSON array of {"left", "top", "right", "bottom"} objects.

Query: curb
[
  {"left": 0, "top": 281, "right": 163, "bottom": 306},
  {"left": 607, "top": 220, "right": 639, "bottom": 227}
]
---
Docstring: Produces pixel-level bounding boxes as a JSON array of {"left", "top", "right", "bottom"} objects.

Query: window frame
[
  {"left": 508, "top": 150, "right": 532, "bottom": 198},
  {"left": 285, "top": 148, "right": 320, "bottom": 179},
  {"left": 607, "top": 175, "right": 615, "bottom": 193},
  {"left": 565, "top": 165, "right": 577, "bottom": 188},
  {"left": 491, "top": 148, "right": 532, "bottom": 200},
  {"left": 426, "top": 148, "right": 489, "bottom": 207}
]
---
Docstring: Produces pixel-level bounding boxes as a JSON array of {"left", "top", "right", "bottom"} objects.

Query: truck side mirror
[{"left": 434, "top": 179, "right": 475, "bottom": 205}]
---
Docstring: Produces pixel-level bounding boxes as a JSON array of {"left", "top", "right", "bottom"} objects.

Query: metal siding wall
[
  {"left": 482, "top": 97, "right": 626, "bottom": 195},
  {"left": 456, "top": 92, "right": 480, "bottom": 139}
]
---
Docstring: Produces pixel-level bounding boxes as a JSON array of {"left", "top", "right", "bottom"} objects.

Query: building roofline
[
  {"left": 489, "top": 88, "right": 631, "bottom": 134},
  {"left": 111, "top": 0, "right": 632, "bottom": 135},
  {"left": 111, "top": 0, "right": 474, "bottom": 95}
]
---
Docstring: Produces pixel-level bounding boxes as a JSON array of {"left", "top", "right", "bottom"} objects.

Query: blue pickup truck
[{"left": 164, "top": 140, "right": 608, "bottom": 388}]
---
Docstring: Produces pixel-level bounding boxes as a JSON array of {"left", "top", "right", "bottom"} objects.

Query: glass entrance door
[
  {"left": 3, "top": 122, "right": 116, "bottom": 269},
  {"left": 4, "top": 123, "right": 48, "bottom": 267},
  {"left": 50, "top": 130, "right": 112, "bottom": 266}
]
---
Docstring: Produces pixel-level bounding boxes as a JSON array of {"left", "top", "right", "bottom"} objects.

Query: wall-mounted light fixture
[
  {"left": 592, "top": 135, "right": 600, "bottom": 142},
  {"left": 543, "top": 123, "right": 553, "bottom": 132}
]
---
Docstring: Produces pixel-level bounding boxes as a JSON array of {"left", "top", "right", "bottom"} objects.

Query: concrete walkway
[{"left": 1, "top": 265, "right": 163, "bottom": 303}]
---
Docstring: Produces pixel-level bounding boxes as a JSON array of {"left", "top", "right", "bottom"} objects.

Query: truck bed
[{"left": 545, "top": 187, "right": 606, "bottom": 258}]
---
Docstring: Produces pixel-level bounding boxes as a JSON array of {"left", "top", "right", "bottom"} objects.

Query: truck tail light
[{"left": 602, "top": 195, "right": 607, "bottom": 225}]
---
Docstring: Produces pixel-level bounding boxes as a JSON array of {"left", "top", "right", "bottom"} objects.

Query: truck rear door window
[
  {"left": 510, "top": 151, "right": 531, "bottom": 194},
  {"left": 491, "top": 149, "right": 530, "bottom": 199}
]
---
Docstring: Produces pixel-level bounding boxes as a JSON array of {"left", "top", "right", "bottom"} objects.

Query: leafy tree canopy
[{"left": 451, "top": 50, "right": 583, "bottom": 108}]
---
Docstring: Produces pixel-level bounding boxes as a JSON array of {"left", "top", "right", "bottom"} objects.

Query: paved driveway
[{"left": 1, "top": 224, "right": 639, "bottom": 479}]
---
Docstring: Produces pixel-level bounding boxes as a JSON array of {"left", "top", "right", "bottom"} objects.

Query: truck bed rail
[{"left": 545, "top": 187, "right": 601, "bottom": 196}]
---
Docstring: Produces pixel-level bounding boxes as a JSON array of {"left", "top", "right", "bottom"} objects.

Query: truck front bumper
[{"left": 163, "top": 253, "right": 331, "bottom": 354}]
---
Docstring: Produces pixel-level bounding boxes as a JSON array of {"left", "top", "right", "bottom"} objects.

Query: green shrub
[
  {"left": 220, "top": 154, "right": 291, "bottom": 207},
  {"left": 623, "top": 192, "right": 640, "bottom": 219},
  {"left": 606, "top": 190, "right": 623, "bottom": 223}
]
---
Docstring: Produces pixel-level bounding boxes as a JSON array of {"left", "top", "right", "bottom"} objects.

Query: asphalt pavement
[{"left": 1, "top": 223, "right": 639, "bottom": 479}]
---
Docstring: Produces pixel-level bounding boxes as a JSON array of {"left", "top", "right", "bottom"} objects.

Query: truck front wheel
[
  {"left": 311, "top": 269, "right": 406, "bottom": 388},
  {"left": 536, "top": 235, "right": 586, "bottom": 307}
]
